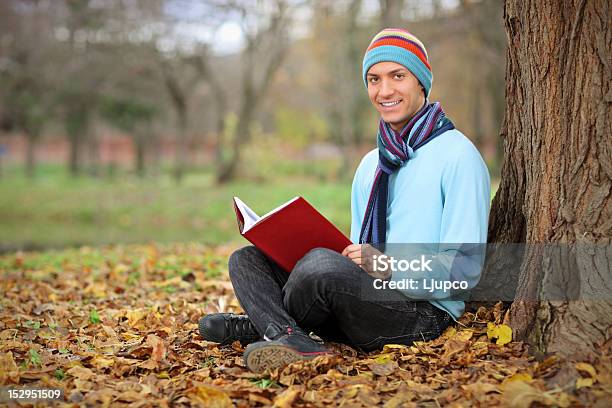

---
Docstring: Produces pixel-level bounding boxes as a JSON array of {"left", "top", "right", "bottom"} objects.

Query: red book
[{"left": 233, "top": 196, "right": 352, "bottom": 272}]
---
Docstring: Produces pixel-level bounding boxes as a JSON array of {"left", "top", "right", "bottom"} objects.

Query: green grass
[
  {"left": 0, "top": 163, "right": 352, "bottom": 250},
  {"left": 0, "top": 161, "right": 499, "bottom": 251}
]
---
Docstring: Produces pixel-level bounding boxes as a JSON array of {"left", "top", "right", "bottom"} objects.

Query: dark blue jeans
[{"left": 228, "top": 246, "right": 453, "bottom": 352}]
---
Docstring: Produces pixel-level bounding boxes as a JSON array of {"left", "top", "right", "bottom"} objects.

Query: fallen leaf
[
  {"left": 89, "top": 356, "right": 115, "bottom": 369},
  {"left": 189, "top": 385, "right": 233, "bottom": 408},
  {"left": 575, "top": 362, "right": 597, "bottom": 378},
  {"left": 369, "top": 360, "right": 398, "bottom": 376},
  {"left": 382, "top": 344, "right": 408, "bottom": 352},
  {"left": 502, "top": 380, "right": 569, "bottom": 408},
  {"left": 487, "top": 322, "right": 512, "bottom": 345},
  {"left": 273, "top": 387, "right": 300, "bottom": 408},
  {"left": 576, "top": 377, "right": 593, "bottom": 389},
  {"left": 0, "top": 352, "right": 20, "bottom": 383},
  {"left": 147, "top": 334, "right": 166, "bottom": 362},
  {"left": 66, "top": 365, "right": 96, "bottom": 381}
]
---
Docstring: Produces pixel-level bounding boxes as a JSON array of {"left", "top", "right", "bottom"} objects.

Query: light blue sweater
[{"left": 350, "top": 128, "right": 491, "bottom": 320}]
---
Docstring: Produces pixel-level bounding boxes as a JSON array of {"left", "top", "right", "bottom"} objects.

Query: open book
[{"left": 233, "top": 196, "right": 352, "bottom": 272}]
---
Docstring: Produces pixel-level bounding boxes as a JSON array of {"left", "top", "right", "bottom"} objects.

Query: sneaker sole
[{"left": 244, "top": 343, "right": 330, "bottom": 373}]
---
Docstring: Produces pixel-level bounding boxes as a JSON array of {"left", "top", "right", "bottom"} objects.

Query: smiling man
[{"left": 199, "top": 28, "right": 490, "bottom": 373}]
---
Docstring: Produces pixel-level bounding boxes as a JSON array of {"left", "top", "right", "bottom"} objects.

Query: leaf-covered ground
[{"left": 0, "top": 243, "right": 609, "bottom": 407}]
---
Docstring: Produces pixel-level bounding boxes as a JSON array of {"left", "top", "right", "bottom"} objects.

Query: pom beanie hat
[{"left": 362, "top": 28, "right": 432, "bottom": 97}]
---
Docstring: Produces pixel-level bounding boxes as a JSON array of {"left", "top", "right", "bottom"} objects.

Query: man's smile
[{"left": 379, "top": 100, "right": 402, "bottom": 108}]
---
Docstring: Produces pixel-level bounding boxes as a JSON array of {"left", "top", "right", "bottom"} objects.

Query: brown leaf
[
  {"left": 368, "top": 360, "right": 398, "bottom": 377},
  {"left": 189, "top": 384, "right": 234, "bottom": 408},
  {"left": 0, "top": 352, "right": 20, "bottom": 383},
  {"left": 273, "top": 387, "right": 301, "bottom": 408},
  {"left": 147, "top": 334, "right": 166, "bottom": 362},
  {"left": 501, "top": 381, "right": 570, "bottom": 408},
  {"left": 384, "top": 390, "right": 416, "bottom": 408},
  {"left": 66, "top": 365, "right": 96, "bottom": 381},
  {"left": 248, "top": 393, "right": 272, "bottom": 405}
]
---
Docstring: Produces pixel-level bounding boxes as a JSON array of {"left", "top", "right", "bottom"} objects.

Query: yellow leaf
[
  {"left": 455, "top": 330, "right": 474, "bottom": 342},
  {"left": 487, "top": 322, "right": 512, "bottom": 345},
  {"left": 0, "top": 352, "right": 20, "bottom": 383},
  {"left": 125, "top": 309, "right": 147, "bottom": 328},
  {"left": 273, "top": 387, "right": 300, "bottom": 408},
  {"left": 442, "top": 326, "right": 457, "bottom": 338},
  {"left": 576, "top": 377, "right": 593, "bottom": 389},
  {"left": 120, "top": 331, "right": 142, "bottom": 341},
  {"left": 90, "top": 356, "right": 114, "bottom": 369},
  {"left": 502, "top": 373, "right": 533, "bottom": 387},
  {"left": 382, "top": 344, "right": 407, "bottom": 352},
  {"left": 575, "top": 362, "right": 596, "bottom": 378},
  {"left": 66, "top": 366, "right": 96, "bottom": 381},
  {"left": 374, "top": 353, "right": 393, "bottom": 364},
  {"left": 190, "top": 385, "right": 233, "bottom": 408}
]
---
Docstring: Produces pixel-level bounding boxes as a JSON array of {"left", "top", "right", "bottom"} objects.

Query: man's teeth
[{"left": 381, "top": 101, "right": 400, "bottom": 106}]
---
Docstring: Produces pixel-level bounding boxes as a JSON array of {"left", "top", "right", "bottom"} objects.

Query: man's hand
[{"left": 342, "top": 244, "right": 390, "bottom": 280}]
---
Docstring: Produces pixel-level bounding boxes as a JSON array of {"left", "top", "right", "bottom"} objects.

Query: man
[{"left": 199, "top": 28, "right": 490, "bottom": 373}]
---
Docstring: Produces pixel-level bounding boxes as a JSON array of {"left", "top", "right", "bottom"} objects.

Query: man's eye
[
  {"left": 395, "top": 74, "right": 404, "bottom": 79},
  {"left": 369, "top": 77, "right": 378, "bottom": 83}
]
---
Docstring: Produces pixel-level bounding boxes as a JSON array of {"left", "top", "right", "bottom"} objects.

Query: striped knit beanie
[{"left": 362, "top": 28, "right": 432, "bottom": 97}]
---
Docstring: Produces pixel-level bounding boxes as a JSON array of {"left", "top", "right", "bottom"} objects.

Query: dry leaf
[
  {"left": 273, "top": 387, "right": 300, "bottom": 408},
  {"left": 576, "top": 377, "right": 594, "bottom": 389},
  {"left": 66, "top": 365, "right": 96, "bottom": 381},
  {"left": 0, "top": 352, "right": 20, "bottom": 383},
  {"left": 487, "top": 322, "right": 513, "bottom": 345},
  {"left": 575, "top": 362, "right": 597, "bottom": 378},
  {"left": 189, "top": 385, "right": 234, "bottom": 408}
]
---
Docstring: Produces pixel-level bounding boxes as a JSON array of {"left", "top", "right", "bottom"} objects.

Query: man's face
[{"left": 366, "top": 61, "right": 425, "bottom": 132}]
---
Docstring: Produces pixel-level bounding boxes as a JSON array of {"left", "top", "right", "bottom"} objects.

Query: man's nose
[{"left": 379, "top": 79, "right": 394, "bottom": 97}]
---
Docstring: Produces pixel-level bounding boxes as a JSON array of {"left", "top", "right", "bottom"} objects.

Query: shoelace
[{"left": 225, "top": 315, "right": 256, "bottom": 339}]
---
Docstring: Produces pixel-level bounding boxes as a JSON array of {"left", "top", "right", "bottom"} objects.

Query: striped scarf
[{"left": 359, "top": 101, "right": 454, "bottom": 245}]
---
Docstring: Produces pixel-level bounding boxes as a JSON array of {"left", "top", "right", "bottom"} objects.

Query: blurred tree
[
  {"left": 311, "top": 0, "right": 370, "bottom": 177},
  {"left": 488, "top": 0, "right": 610, "bottom": 358},
  {"left": 158, "top": 53, "right": 206, "bottom": 182},
  {"left": 58, "top": 0, "right": 107, "bottom": 177},
  {"left": 99, "top": 96, "right": 156, "bottom": 177},
  {"left": 0, "top": 0, "right": 55, "bottom": 178},
  {"left": 207, "top": 0, "right": 294, "bottom": 183},
  {"left": 379, "top": 0, "right": 405, "bottom": 27}
]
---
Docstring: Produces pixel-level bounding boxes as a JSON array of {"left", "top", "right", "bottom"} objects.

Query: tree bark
[
  {"left": 134, "top": 129, "right": 146, "bottom": 178},
  {"left": 215, "top": 2, "right": 290, "bottom": 184},
  {"left": 487, "top": 0, "right": 611, "bottom": 357},
  {"left": 25, "top": 128, "right": 39, "bottom": 179}
]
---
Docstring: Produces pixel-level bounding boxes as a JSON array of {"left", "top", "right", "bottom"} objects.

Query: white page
[
  {"left": 233, "top": 196, "right": 300, "bottom": 233},
  {"left": 233, "top": 197, "right": 260, "bottom": 233}
]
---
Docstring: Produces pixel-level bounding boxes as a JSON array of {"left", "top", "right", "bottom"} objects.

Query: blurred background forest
[{"left": 0, "top": 0, "right": 505, "bottom": 251}]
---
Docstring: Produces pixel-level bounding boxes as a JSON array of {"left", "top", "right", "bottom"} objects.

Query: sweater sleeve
[{"left": 387, "top": 143, "right": 491, "bottom": 300}]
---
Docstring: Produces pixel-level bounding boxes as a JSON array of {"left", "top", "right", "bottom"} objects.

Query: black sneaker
[
  {"left": 198, "top": 313, "right": 260, "bottom": 345},
  {"left": 243, "top": 323, "right": 332, "bottom": 373}
]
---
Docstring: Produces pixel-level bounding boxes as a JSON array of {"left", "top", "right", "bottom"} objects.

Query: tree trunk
[
  {"left": 25, "top": 130, "right": 38, "bottom": 179},
  {"left": 216, "top": 102, "right": 252, "bottom": 184},
  {"left": 87, "top": 126, "right": 100, "bottom": 177},
  {"left": 487, "top": 0, "right": 611, "bottom": 357},
  {"left": 379, "top": 0, "right": 404, "bottom": 27},
  {"left": 68, "top": 131, "right": 81, "bottom": 177},
  {"left": 173, "top": 109, "right": 188, "bottom": 183},
  {"left": 134, "top": 130, "right": 146, "bottom": 178}
]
